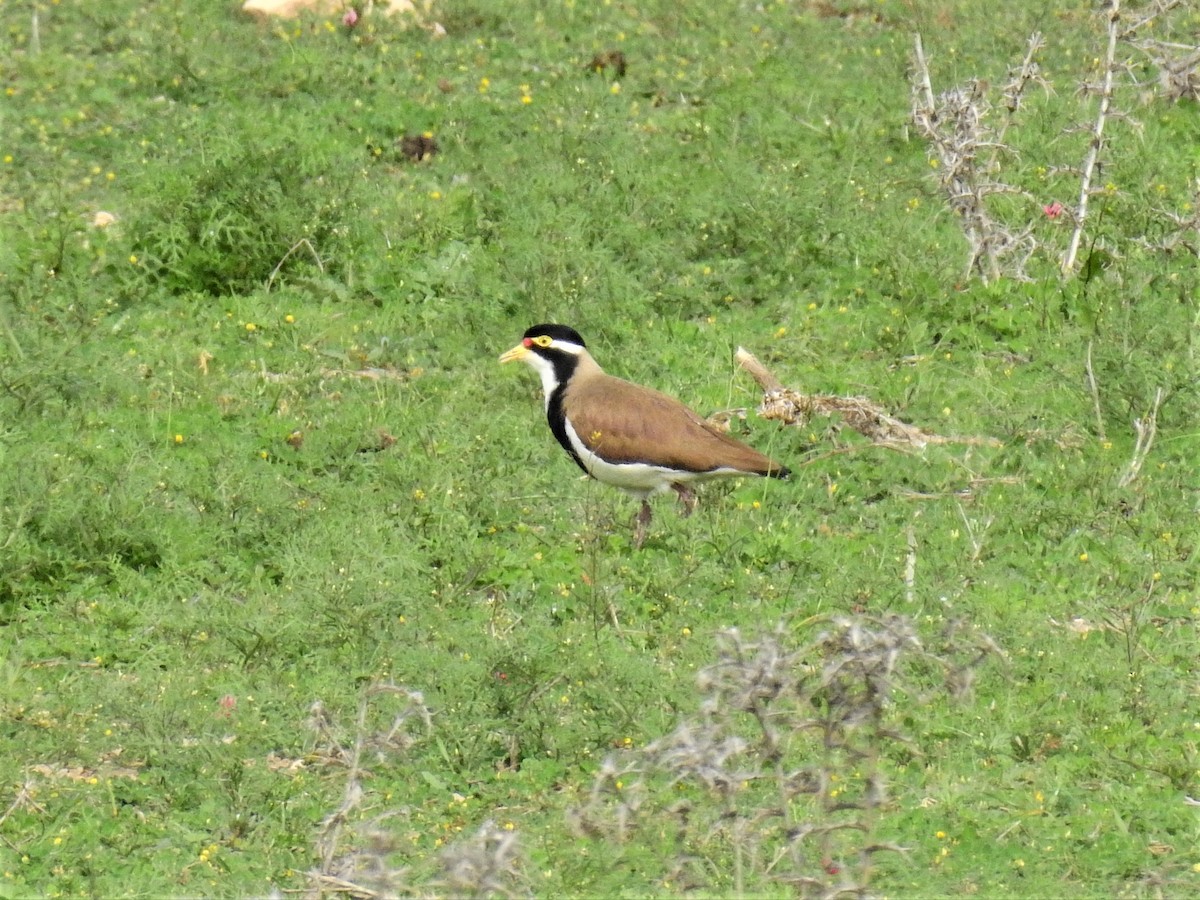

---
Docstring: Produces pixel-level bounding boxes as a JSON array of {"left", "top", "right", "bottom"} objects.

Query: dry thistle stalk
[
  {"left": 1139, "top": 178, "right": 1200, "bottom": 255},
  {"left": 1140, "top": 41, "right": 1200, "bottom": 101},
  {"left": 911, "top": 33, "right": 1042, "bottom": 283},
  {"left": 990, "top": 32, "right": 1047, "bottom": 169},
  {"left": 1123, "top": 5, "right": 1200, "bottom": 257},
  {"left": 1060, "top": 0, "right": 1200, "bottom": 269},
  {"left": 567, "top": 755, "right": 647, "bottom": 842},
  {"left": 914, "top": 9, "right": 1198, "bottom": 280},
  {"left": 1123, "top": 0, "right": 1199, "bottom": 102},
  {"left": 302, "top": 686, "right": 528, "bottom": 898}
]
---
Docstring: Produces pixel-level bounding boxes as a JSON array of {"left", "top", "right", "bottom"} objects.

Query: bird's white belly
[{"left": 562, "top": 419, "right": 741, "bottom": 498}]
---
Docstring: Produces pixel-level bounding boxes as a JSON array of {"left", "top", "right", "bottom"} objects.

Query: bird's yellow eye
[{"left": 532, "top": 335, "right": 553, "bottom": 348}]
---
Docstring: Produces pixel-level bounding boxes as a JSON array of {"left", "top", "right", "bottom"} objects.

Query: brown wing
[{"left": 564, "top": 372, "right": 786, "bottom": 476}]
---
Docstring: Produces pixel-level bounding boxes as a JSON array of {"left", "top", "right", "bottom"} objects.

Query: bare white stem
[
  {"left": 1063, "top": 0, "right": 1122, "bottom": 274},
  {"left": 1117, "top": 388, "right": 1164, "bottom": 488},
  {"left": 913, "top": 33, "right": 936, "bottom": 112},
  {"left": 1085, "top": 341, "right": 1107, "bottom": 441},
  {"left": 266, "top": 238, "right": 324, "bottom": 292},
  {"left": 904, "top": 521, "right": 917, "bottom": 604},
  {"left": 955, "top": 504, "right": 991, "bottom": 564}
]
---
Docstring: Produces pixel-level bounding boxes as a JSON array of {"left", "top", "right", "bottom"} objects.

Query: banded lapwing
[{"left": 500, "top": 324, "right": 790, "bottom": 547}]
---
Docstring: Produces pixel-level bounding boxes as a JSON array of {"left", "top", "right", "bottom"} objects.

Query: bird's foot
[
  {"left": 672, "top": 483, "right": 697, "bottom": 518},
  {"left": 633, "top": 500, "right": 653, "bottom": 549}
]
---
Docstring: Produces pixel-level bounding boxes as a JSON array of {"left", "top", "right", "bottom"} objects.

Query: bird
[{"left": 500, "top": 323, "right": 790, "bottom": 547}]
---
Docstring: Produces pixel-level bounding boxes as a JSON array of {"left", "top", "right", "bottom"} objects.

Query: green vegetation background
[{"left": 0, "top": 0, "right": 1197, "bottom": 895}]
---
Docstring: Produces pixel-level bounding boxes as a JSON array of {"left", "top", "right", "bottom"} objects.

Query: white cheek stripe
[
  {"left": 562, "top": 418, "right": 745, "bottom": 498},
  {"left": 521, "top": 355, "right": 561, "bottom": 411}
]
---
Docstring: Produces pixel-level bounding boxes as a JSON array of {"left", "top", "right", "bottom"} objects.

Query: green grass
[{"left": 1, "top": 0, "right": 1199, "bottom": 895}]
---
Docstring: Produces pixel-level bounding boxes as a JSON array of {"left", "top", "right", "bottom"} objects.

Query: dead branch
[{"left": 735, "top": 348, "right": 1001, "bottom": 451}]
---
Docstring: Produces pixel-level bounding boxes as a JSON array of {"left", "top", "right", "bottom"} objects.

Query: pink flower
[
  {"left": 218, "top": 694, "right": 238, "bottom": 717},
  {"left": 1043, "top": 201, "right": 1064, "bottom": 219},
  {"left": 342, "top": 7, "right": 358, "bottom": 28}
]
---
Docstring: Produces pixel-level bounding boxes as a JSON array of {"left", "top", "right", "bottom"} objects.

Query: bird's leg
[
  {"left": 633, "top": 499, "right": 653, "bottom": 548},
  {"left": 672, "top": 483, "right": 697, "bottom": 518}
]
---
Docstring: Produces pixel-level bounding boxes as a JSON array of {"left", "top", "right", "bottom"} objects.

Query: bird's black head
[
  {"left": 499, "top": 324, "right": 592, "bottom": 472},
  {"left": 522, "top": 324, "right": 586, "bottom": 350},
  {"left": 500, "top": 324, "right": 591, "bottom": 392}
]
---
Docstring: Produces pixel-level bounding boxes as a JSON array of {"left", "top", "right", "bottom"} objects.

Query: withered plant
[
  {"left": 302, "top": 683, "right": 528, "bottom": 899},
  {"left": 571, "top": 615, "right": 1000, "bottom": 898},
  {"left": 910, "top": 32, "right": 1046, "bottom": 283},
  {"left": 913, "top": 0, "right": 1200, "bottom": 280}
]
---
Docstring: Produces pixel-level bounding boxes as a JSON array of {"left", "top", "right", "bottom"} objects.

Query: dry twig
[
  {"left": 1117, "top": 388, "right": 1164, "bottom": 488},
  {"left": 266, "top": 238, "right": 325, "bottom": 292},
  {"left": 735, "top": 348, "right": 1001, "bottom": 451},
  {"left": 1122, "top": 0, "right": 1199, "bottom": 102}
]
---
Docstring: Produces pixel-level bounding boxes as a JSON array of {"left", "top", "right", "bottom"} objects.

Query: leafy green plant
[{"left": 129, "top": 138, "right": 358, "bottom": 296}]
